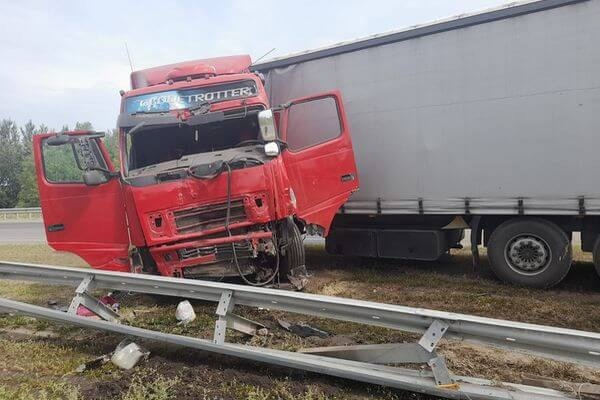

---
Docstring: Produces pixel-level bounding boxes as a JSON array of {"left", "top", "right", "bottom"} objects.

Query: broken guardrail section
[{"left": 0, "top": 260, "right": 599, "bottom": 400}]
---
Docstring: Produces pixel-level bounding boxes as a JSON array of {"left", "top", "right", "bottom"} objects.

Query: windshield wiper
[
  {"left": 156, "top": 168, "right": 188, "bottom": 182},
  {"left": 131, "top": 110, "right": 170, "bottom": 116},
  {"left": 127, "top": 121, "right": 147, "bottom": 135}
]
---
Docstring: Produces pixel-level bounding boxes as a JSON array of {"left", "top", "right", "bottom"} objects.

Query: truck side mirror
[
  {"left": 46, "top": 134, "right": 72, "bottom": 146},
  {"left": 257, "top": 110, "right": 277, "bottom": 141},
  {"left": 83, "top": 169, "right": 109, "bottom": 186}
]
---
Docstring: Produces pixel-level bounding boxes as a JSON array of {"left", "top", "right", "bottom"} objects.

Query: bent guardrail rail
[{"left": 0, "top": 260, "right": 597, "bottom": 399}]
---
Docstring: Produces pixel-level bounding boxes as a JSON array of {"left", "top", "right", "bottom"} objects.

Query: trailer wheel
[
  {"left": 279, "top": 219, "right": 305, "bottom": 281},
  {"left": 487, "top": 218, "right": 571, "bottom": 288}
]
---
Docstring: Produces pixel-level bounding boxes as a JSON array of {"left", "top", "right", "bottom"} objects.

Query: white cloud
[{"left": 1, "top": 0, "right": 508, "bottom": 129}]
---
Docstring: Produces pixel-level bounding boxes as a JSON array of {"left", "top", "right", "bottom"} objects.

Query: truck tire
[
  {"left": 279, "top": 219, "right": 305, "bottom": 280},
  {"left": 487, "top": 218, "right": 571, "bottom": 288}
]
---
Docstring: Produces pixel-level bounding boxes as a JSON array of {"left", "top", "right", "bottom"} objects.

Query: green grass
[
  {"left": 0, "top": 244, "right": 84, "bottom": 266},
  {"left": 0, "top": 381, "right": 81, "bottom": 400},
  {"left": 121, "top": 369, "right": 180, "bottom": 400}
]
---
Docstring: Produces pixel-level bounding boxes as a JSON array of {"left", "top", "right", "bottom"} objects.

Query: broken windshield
[{"left": 123, "top": 109, "right": 264, "bottom": 177}]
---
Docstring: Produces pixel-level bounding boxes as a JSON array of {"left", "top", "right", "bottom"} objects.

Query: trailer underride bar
[{"left": 0, "top": 260, "right": 598, "bottom": 400}]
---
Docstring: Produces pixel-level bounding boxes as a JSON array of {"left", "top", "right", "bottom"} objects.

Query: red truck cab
[{"left": 33, "top": 55, "right": 359, "bottom": 284}]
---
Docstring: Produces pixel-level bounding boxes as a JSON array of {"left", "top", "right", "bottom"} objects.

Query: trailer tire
[
  {"left": 279, "top": 219, "right": 305, "bottom": 281},
  {"left": 487, "top": 218, "right": 571, "bottom": 288}
]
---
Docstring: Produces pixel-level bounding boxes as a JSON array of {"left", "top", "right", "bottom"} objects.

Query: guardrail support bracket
[
  {"left": 67, "top": 275, "right": 120, "bottom": 323},
  {"left": 300, "top": 319, "right": 454, "bottom": 386}
]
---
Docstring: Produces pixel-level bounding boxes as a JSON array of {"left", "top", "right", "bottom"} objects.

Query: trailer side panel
[{"left": 259, "top": 0, "right": 600, "bottom": 215}]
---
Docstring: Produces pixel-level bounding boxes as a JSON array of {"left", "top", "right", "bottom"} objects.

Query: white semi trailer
[{"left": 254, "top": 0, "right": 600, "bottom": 288}]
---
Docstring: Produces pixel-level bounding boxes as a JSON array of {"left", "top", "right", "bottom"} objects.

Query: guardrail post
[{"left": 213, "top": 290, "right": 264, "bottom": 344}]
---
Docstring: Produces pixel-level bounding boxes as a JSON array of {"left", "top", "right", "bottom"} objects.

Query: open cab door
[
  {"left": 33, "top": 131, "right": 131, "bottom": 271},
  {"left": 280, "top": 91, "right": 359, "bottom": 235}
]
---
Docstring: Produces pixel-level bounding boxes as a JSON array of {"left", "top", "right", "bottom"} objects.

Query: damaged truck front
[{"left": 33, "top": 55, "right": 359, "bottom": 284}]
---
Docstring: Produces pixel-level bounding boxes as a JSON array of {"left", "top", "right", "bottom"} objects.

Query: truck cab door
[
  {"left": 33, "top": 132, "right": 130, "bottom": 271},
  {"left": 280, "top": 91, "right": 359, "bottom": 235}
]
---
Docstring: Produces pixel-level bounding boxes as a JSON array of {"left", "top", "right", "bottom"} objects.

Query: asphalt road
[{"left": 0, "top": 221, "right": 46, "bottom": 244}]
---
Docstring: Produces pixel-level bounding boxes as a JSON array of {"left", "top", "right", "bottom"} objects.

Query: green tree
[
  {"left": 16, "top": 155, "right": 38, "bottom": 206},
  {"left": 0, "top": 119, "right": 23, "bottom": 207},
  {"left": 20, "top": 120, "right": 36, "bottom": 156},
  {"left": 104, "top": 128, "right": 120, "bottom": 168},
  {"left": 17, "top": 123, "right": 49, "bottom": 207},
  {"left": 74, "top": 121, "right": 93, "bottom": 131}
]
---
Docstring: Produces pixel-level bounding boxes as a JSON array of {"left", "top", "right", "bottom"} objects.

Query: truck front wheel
[
  {"left": 487, "top": 218, "right": 571, "bottom": 288},
  {"left": 278, "top": 218, "right": 306, "bottom": 281}
]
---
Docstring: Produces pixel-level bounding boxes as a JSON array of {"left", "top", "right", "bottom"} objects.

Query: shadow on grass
[{"left": 305, "top": 244, "right": 600, "bottom": 294}]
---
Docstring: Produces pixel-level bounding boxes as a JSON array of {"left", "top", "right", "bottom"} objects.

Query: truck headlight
[{"left": 264, "top": 141, "right": 280, "bottom": 156}]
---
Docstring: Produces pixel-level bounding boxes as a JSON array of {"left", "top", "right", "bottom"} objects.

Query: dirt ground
[{"left": 0, "top": 243, "right": 598, "bottom": 399}]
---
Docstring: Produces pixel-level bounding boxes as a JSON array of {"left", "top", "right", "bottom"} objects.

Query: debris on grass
[
  {"left": 256, "top": 327, "right": 270, "bottom": 336},
  {"left": 76, "top": 293, "right": 119, "bottom": 318},
  {"left": 75, "top": 354, "right": 110, "bottom": 373},
  {"left": 111, "top": 339, "right": 150, "bottom": 370},
  {"left": 277, "top": 319, "right": 329, "bottom": 338},
  {"left": 174, "top": 300, "right": 195, "bottom": 326}
]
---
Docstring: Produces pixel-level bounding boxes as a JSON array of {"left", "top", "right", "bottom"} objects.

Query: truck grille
[
  {"left": 178, "top": 242, "right": 252, "bottom": 261},
  {"left": 173, "top": 200, "right": 246, "bottom": 234}
]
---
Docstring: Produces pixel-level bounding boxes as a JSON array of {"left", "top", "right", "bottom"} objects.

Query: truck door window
[
  {"left": 42, "top": 140, "right": 84, "bottom": 183},
  {"left": 42, "top": 138, "right": 106, "bottom": 183},
  {"left": 286, "top": 96, "right": 341, "bottom": 151}
]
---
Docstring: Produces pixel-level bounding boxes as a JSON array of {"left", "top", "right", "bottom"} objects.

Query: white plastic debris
[
  {"left": 111, "top": 339, "right": 148, "bottom": 370},
  {"left": 175, "top": 300, "right": 196, "bottom": 325}
]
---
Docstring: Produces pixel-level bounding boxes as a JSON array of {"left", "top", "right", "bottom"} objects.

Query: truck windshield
[{"left": 124, "top": 111, "right": 261, "bottom": 175}]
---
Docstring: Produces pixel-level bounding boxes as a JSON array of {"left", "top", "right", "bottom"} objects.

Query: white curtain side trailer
[{"left": 254, "top": 0, "right": 600, "bottom": 288}]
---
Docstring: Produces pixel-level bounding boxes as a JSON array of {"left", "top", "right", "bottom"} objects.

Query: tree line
[{"left": 0, "top": 119, "right": 118, "bottom": 208}]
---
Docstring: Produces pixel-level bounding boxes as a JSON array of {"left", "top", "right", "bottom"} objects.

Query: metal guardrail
[
  {"left": 0, "top": 207, "right": 42, "bottom": 220},
  {"left": 0, "top": 261, "right": 598, "bottom": 399},
  {"left": 0, "top": 261, "right": 598, "bottom": 367}
]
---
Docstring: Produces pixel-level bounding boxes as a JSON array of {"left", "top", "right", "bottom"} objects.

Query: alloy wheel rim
[{"left": 504, "top": 234, "right": 552, "bottom": 275}]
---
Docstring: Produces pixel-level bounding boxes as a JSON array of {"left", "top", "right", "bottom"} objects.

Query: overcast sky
[{"left": 1, "top": 0, "right": 509, "bottom": 131}]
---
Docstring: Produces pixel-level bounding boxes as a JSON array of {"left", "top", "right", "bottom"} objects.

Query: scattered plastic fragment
[
  {"left": 76, "top": 293, "right": 119, "bottom": 317},
  {"left": 75, "top": 354, "right": 110, "bottom": 373},
  {"left": 101, "top": 294, "right": 120, "bottom": 311},
  {"left": 110, "top": 339, "right": 149, "bottom": 370},
  {"left": 175, "top": 300, "right": 196, "bottom": 325},
  {"left": 277, "top": 318, "right": 329, "bottom": 338},
  {"left": 257, "top": 328, "right": 269, "bottom": 336}
]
